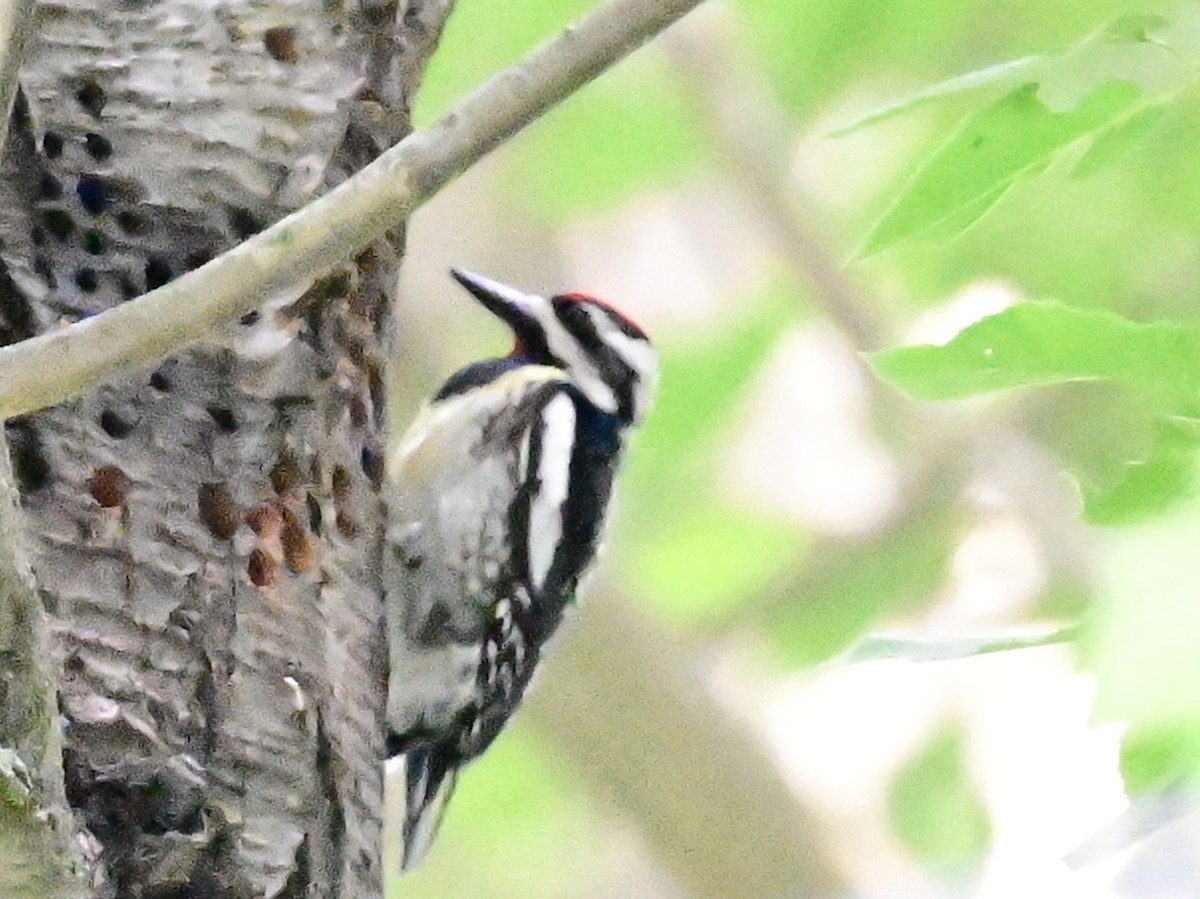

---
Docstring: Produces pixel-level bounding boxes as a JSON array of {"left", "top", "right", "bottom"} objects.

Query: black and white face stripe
[
  {"left": 551, "top": 296, "right": 658, "bottom": 425},
  {"left": 450, "top": 269, "right": 658, "bottom": 425}
]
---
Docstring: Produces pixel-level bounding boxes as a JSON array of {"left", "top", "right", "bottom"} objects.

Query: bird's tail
[{"left": 399, "top": 743, "right": 459, "bottom": 871}]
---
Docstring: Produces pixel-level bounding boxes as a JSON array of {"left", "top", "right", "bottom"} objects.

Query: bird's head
[{"left": 451, "top": 269, "right": 658, "bottom": 426}]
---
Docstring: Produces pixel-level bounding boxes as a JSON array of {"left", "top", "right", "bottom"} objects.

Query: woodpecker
[{"left": 384, "top": 269, "right": 657, "bottom": 869}]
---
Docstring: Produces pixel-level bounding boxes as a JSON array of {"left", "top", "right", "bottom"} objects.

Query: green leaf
[
  {"left": 829, "top": 55, "right": 1044, "bottom": 138},
  {"left": 1103, "top": 12, "right": 1171, "bottom": 43},
  {"left": 1035, "top": 14, "right": 1189, "bottom": 113},
  {"left": 914, "top": 180, "right": 1015, "bottom": 246},
  {"left": 858, "top": 79, "right": 1143, "bottom": 255},
  {"left": 1083, "top": 418, "right": 1200, "bottom": 526},
  {"left": 888, "top": 724, "right": 991, "bottom": 867},
  {"left": 869, "top": 301, "right": 1200, "bottom": 402},
  {"left": 829, "top": 9, "right": 1189, "bottom": 139},
  {"left": 1069, "top": 102, "right": 1167, "bottom": 178},
  {"left": 850, "top": 6, "right": 1200, "bottom": 256},
  {"left": 1120, "top": 721, "right": 1200, "bottom": 796},
  {"left": 739, "top": 0, "right": 952, "bottom": 113}
]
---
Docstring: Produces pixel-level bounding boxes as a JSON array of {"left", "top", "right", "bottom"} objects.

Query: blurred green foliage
[
  {"left": 854, "top": 10, "right": 1198, "bottom": 255},
  {"left": 763, "top": 502, "right": 959, "bottom": 666},
  {"left": 396, "top": 0, "right": 1200, "bottom": 893},
  {"left": 887, "top": 724, "right": 991, "bottom": 866},
  {"left": 1084, "top": 506, "right": 1200, "bottom": 726},
  {"left": 632, "top": 504, "right": 801, "bottom": 624},
  {"left": 620, "top": 284, "right": 804, "bottom": 624},
  {"left": 416, "top": 0, "right": 707, "bottom": 222},
  {"left": 389, "top": 730, "right": 616, "bottom": 898},
  {"left": 1120, "top": 721, "right": 1200, "bottom": 795},
  {"left": 872, "top": 302, "right": 1200, "bottom": 521},
  {"left": 862, "top": 2, "right": 1200, "bottom": 862}
]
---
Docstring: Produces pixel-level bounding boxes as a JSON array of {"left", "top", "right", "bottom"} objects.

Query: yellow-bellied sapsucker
[{"left": 384, "top": 269, "right": 657, "bottom": 868}]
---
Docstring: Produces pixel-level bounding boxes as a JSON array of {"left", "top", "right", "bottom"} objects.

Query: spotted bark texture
[{"left": 0, "top": 0, "right": 452, "bottom": 895}]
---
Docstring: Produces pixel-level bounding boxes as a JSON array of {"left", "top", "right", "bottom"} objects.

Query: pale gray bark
[
  {"left": 0, "top": 1, "right": 94, "bottom": 895},
  {"left": 0, "top": 1, "right": 451, "bottom": 895},
  {"left": 0, "top": 440, "right": 87, "bottom": 899}
]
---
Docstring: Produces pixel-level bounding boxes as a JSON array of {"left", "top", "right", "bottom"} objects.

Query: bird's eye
[{"left": 551, "top": 295, "right": 586, "bottom": 321}]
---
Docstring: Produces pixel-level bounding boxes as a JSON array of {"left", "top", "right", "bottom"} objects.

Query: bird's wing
[
  {"left": 384, "top": 364, "right": 573, "bottom": 731},
  {"left": 385, "top": 365, "right": 579, "bottom": 869}
]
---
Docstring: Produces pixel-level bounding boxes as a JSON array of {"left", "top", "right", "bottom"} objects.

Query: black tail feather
[{"left": 397, "top": 741, "right": 459, "bottom": 870}]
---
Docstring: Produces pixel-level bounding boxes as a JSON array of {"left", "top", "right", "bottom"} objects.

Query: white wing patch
[{"left": 527, "top": 393, "right": 576, "bottom": 591}]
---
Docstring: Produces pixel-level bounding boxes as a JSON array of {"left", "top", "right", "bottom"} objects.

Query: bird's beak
[{"left": 451, "top": 269, "right": 543, "bottom": 332}]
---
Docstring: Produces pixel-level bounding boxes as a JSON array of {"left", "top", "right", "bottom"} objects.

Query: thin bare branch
[
  {"left": 0, "top": 0, "right": 708, "bottom": 419},
  {"left": 842, "top": 624, "right": 1083, "bottom": 664}
]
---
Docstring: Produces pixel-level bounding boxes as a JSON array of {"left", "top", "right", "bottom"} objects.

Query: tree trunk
[{"left": 0, "top": 0, "right": 450, "bottom": 894}]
